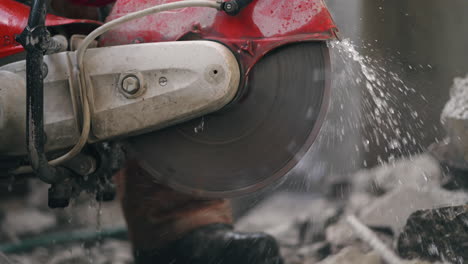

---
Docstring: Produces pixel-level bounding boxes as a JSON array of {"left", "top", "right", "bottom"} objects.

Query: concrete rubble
[
  {"left": 358, "top": 186, "right": 468, "bottom": 234},
  {"left": 397, "top": 205, "right": 468, "bottom": 264},
  {"left": 351, "top": 154, "right": 443, "bottom": 195},
  {"left": 0, "top": 150, "right": 466, "bottom": 264},
  {"left": 0, "top": 180, "right": 131, "bottom": 264},
  {"left": 237, "top": 153, "right": 467, "bottom": 264},
  {"left": 431, "top": 74, "right": 468, "bottom": 173},
  {"left": 0, "top": 150, "right": 466, "bottom": 263}
]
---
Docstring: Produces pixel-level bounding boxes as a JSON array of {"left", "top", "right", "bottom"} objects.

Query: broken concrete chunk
[
  {"left": 350, "top": 170, "right": 376, "bottom": 194},
  {"left": 397, "top": 205, "right": 468, "bottom": 264},
  {"left": 346, "top": 192, "right": 374, "bottom": 215},
  {"left": 325, "top": 220, "right": 357, "bottom": 249},
  {"left": 441, "top": 74, "right": 468, "bottom": 122},
  {"left": 359, "top": 186, "right": 468, "bottom": 234},
  {"left": 373, "top": 155, "right": 442, "bottom": 191},
  {"left": 352, "top": 154, "right": 443, "bottom": 195},
  {"left": 439, "top": 74, "right": 468, "bottom": 169}
]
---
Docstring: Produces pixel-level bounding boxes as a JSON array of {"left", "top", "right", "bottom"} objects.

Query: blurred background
[{"left": 285, "top": 0, "right": 468, "bottom": 188}]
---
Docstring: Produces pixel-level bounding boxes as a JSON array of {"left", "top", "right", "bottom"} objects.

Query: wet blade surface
[{"left": 127, "top": 42, "right": 330, "bottom": 197}]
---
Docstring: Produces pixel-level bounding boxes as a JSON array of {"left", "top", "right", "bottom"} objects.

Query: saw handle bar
[
  {"left": 15, "top": 0, "right": 73, "bottom": 185},
  {"left": 221, "top": 0, "right": 254, "bottom": 15}
]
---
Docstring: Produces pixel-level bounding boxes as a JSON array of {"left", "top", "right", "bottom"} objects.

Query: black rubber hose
[
  {"left": 17, "top": 0, "right": 69, "bottom": 184},
  {"left": 27, "top": 0, "right": 48, "bottom": 28},
  {"left": 25, "top": 50, "right": 68, "bottom": 184}
]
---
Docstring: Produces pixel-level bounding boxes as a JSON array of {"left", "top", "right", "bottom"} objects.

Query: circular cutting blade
[{"left": 127, "top": 42, "right": 330, "bottom": 198}]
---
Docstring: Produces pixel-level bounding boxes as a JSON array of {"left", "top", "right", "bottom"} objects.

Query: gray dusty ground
[
  {"left": 1, "top": 153, "right": 466, "bottom": 264},
  {"left": 236, "top": 154, "right": 467, "bottom": 264}
]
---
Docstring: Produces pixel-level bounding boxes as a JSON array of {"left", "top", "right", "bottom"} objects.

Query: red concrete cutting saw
[{"left": 0, "top": 0, "right": 338, "bottom": 206}]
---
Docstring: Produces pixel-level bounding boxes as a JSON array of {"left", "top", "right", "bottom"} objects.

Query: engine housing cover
[{"left": 100, "top": 0, "right": 338, "bottom": 81}]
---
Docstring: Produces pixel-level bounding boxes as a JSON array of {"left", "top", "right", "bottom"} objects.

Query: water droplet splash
[
  {"left": 194, "top": 117, "right": 205, "bottom": 133},
  {"left": 327, "top": 39, "right": 428, "bottom": 164}
]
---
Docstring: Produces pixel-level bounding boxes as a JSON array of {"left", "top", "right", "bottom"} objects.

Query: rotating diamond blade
[{"left": 127, "top": 42, "right": 331, "bottom": 198}]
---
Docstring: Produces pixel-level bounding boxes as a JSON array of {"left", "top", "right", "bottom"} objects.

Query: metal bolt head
[
  {"left": 225, "top": 2, "right": 234, "bottom": 10},
  {"left": 223, "top": 1, "right": 239, "bottom": 15},
  {"left": 159, "top": 77, "right": 168, "bottom": 86},
  {"left": 121, "top": 75, "right": 140, "bottom": 94}
]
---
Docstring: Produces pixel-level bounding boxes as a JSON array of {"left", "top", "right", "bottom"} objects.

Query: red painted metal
[
  {"left": 1, "top": 0, "right": 338, "bottom": 75},
  {"left": 100, "top": 0, "right": 338, "bottom": 76},
  {"left": 0, "top": 0, "right": 101, "bottom": 58},
  {"left": 69, "top": 0, "right": 116, "bottom": 6}
]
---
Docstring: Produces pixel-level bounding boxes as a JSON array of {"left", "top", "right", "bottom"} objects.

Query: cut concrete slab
[
  {"left": 352, "top": 154, "right": 443, "bottom": 195},
  {"left": 359, "top": 186, "right": 468, "bottom": 234}
]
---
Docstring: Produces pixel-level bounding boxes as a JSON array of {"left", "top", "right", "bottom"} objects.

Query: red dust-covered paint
[
  {"left": 0, "top": 0, "right": 338, "bottom": 76},
  {"left": 100, "top": 0, "right": 338, "bottom": 77},
  {"left": 0, "top": 0, "right": 101, "bottom": 58},
  {"left": 69, "top": 0, "right": 116, "bottom": 6}
]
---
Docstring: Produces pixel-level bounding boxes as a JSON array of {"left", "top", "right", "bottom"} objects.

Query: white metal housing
[{"left": 0, "top": 41, "right": 240, "bottom": 157}]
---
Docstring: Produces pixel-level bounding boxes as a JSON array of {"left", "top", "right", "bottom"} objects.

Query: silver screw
[
  {"left": 159, "top": 77, "right": 168, "bottom": 86},
  {"left": 225, "top": 2, "right": 234, "bottom": 10},
  {"left": 121, "top": 75, "right": 140, "bottom": 94}
]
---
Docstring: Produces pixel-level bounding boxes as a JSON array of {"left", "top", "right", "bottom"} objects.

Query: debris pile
[
  {"left": 0, "top": 181, "right": 130, "bottom": 264},
  {"left": 237, "top": 154, "right": 468, "bottom": 264},
  {"left": 1, "top": 43, "right": 466, "bottom": 264},
  {"left": 0, "top": 155, "right": 467, "bottom": 263}
]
